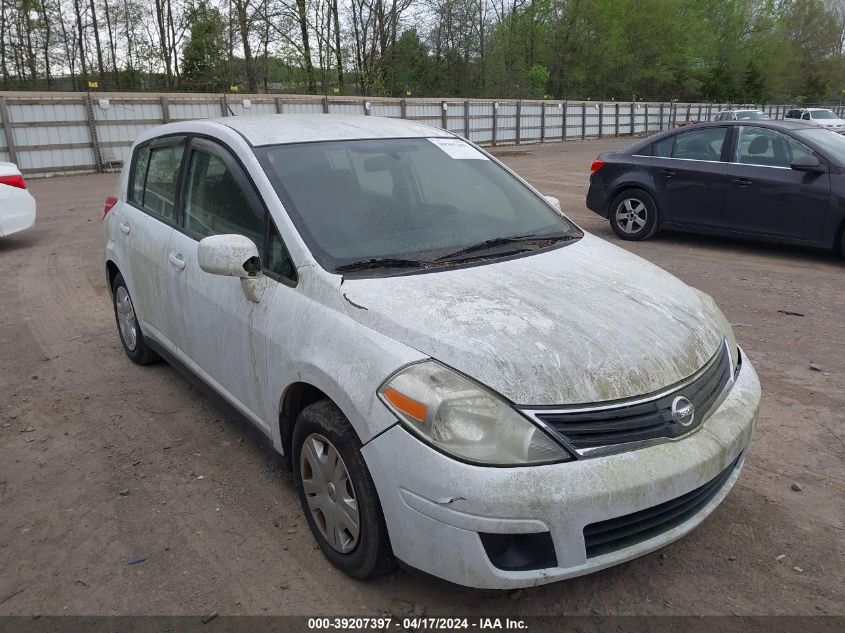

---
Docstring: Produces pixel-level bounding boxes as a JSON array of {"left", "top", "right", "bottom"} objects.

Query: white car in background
[
  {"left": 0, "top": 162, "right": 36, "bottom": 237},
  {"left": 103, "top": 115, "right": 760, "bottom": 589},
  {"left": 713, "top": 109, "right": 769, "bottom": 121},
  {"left": 784, "top": 107, "right": 845, "bottom": 132}
]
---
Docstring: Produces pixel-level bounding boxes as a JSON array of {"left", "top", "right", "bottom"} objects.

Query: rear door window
[
  {"left": 142, "top": 143, "right": 184, "bottom": 222},
  {"left": 671, "top": 127, "right": 727, "bottom": 161}
]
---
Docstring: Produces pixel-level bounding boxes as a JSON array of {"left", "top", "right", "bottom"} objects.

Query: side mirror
[
  {"left": 198, "top": 234, "right": 260, "bottom": 278},
  {"left": 544, "top": 195, "right": 561, "bottom": 211},
  {"left": 790, "top": 155, "right": 824, "bottom": 173},
  {"left": 198, "top": 234, "right": 265, "bottom": 303}
]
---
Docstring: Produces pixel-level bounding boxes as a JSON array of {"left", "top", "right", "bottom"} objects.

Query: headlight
[{"left": 377, "top": 361, "right": 572, "bottom": 466}]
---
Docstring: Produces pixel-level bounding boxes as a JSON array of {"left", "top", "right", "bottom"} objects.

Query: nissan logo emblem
[{"left": 671, "top": 396, "right": 696, "bottom": 428}]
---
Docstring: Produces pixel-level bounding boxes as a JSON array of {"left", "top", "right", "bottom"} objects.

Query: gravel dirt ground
[{"left": 0, "top": 137, "right": 843, "bottom": 617}]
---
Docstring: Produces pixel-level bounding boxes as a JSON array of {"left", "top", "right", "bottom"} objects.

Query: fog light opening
[{"left": 479, "top": 531, "right": 558, "bottom": 572}]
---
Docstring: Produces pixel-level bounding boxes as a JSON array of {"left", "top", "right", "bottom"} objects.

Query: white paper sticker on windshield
[{"left": 428, "top": 138, "right": 489, "bottom": 160}]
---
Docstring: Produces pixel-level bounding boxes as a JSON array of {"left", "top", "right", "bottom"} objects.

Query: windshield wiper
[
  {"left": 335, "top": 257, "right": 432, "bottom": 273},
  {"left": 435, "top": 232, "right": 578, "bottom": 262}
]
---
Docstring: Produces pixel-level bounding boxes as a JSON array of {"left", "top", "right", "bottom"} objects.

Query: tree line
[{"left": 1, "top": 0, "right": 844, "bottom": 102}]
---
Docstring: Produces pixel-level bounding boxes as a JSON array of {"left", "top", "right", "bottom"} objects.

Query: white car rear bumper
[
  {"left": 0, "top": 186, "right": 36, "bottom": 237},
  {"left": 362, "top": 351, "right": 760, "bottom": 589}
]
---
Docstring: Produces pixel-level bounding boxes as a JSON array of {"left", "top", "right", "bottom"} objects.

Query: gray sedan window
[
  {"left": 671, "top": 127, "right": 726, "bottom": 161},
  {"left": 735, "top": 127, "right": 813, "bottom": 168}
]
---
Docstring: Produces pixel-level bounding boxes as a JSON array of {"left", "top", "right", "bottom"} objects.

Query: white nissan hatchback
[{"left": 104, "top": 115, "right": 760, "bottom": 589}]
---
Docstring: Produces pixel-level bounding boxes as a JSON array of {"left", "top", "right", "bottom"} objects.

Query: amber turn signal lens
[{"left": 383, "top": 387, "right": 428, "bottom": 423}]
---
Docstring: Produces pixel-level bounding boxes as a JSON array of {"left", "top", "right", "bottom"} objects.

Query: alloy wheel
[{"left": 615, "top": 198, "right": 648, "bottom": 234}]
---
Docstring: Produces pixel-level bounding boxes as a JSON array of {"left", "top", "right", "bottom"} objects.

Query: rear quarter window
[
  {"left": 130, "top": 146, "right": 150, "bottom": 204},
  {"left": 654, "top": 136, "right": 674, "bottom": 157}
]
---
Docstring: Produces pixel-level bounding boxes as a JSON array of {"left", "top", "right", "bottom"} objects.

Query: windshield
[
  {"left": 256, "top": 137, "right": 581, "bottom": 273},
  {"left": 736, "top": 111, "right": 767, "bottom": 120},
  {"left": 795, "top": 128, "right": 845, "bottom": 165},
  {"left": 811, "top": 110, "right": 837, "bottom": 120}
]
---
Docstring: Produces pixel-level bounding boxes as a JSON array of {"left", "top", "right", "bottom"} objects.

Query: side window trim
[{"left": 720, "top": 126, "right": 736, "bottom": 162}]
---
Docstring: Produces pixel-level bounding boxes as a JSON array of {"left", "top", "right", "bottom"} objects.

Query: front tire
[
  {"left": 609, "top": 189, "right": 660, "bottom": 241},
  {"left": 293, "top": 400, "right": 394, "bottom": 579},
  {"left": 111, "top": 273, "right": 159, "bottom": 365}
]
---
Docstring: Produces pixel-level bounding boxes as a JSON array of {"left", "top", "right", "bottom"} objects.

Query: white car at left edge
[{"left": 0, "top": 162, "right": 36, "bottom": 237}]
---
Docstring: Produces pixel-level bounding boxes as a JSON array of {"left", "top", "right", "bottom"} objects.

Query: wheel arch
[
  {"left": 278, "top": 382, "right": 332, "bottom": 469},
  {"left": 105, "top": 260, "right": 121, "bottom": 294},
  {"left": 834, "top": 214, "right": 845, "bottom": 256}
]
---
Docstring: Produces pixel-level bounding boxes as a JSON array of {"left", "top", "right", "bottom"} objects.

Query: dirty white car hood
[{"left": 341, "top": 234, "right": 726, "bottom": 406}]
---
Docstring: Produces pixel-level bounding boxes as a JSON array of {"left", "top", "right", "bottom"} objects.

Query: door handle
[
  {"left": 168, "top": 252, "right": 186, "bottom": 270},
  {"left": 660, "top": 169, "right": 676, "bottom": 178},
  {"left": 118, "top": 222, "right": 131, "bottom": 235},
  {"left": 730, "top": 177, "right": 752, "bottom": 187}
]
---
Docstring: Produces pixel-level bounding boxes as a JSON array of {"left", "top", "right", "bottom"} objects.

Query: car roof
[
  {"left": 683, "top": 119, "right": 813, "bottom": 134},
  {"left": 211, "top": 114, "right": 455, "bottom": 146},
  {"left": 719, "top": 108, "right": 762, "bottom": 112},
  {"left": 620, "top": 119, "right": 821, "bottom": 153}
]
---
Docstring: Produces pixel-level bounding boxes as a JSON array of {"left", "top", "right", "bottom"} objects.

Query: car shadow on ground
[
  {"left": 0, "top": 232, "right": 40, "bottom": 252},
  {"left": 592, "top": 224, "right": 843, "bottom": 266}
]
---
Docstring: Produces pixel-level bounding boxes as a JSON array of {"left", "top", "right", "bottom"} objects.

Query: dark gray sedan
[{"left": 586, "top": 120, "right": 845, "bottom": 256}]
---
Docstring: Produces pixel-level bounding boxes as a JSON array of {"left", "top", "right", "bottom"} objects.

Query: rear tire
[
  {"left": 609, "top": 189, "right": 660, "bottom": 241},
  {"left": 111, "top": 273, "right": 159, "bottom": 365},
  {"left": 293, "top": 400, "right": 395, "bottom": 579}
]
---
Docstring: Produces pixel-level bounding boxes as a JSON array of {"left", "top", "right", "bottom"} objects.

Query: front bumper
[{"left": 362, "top": 350, "right": 760, "bottom": 589}]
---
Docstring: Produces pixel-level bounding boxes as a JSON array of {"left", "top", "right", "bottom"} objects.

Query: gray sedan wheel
[{"left": 609, "top": 190, "right": 659, "bottom": 241}]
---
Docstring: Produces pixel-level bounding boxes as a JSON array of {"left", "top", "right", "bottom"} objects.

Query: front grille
[
  {"left": 529, "top": 342, "right": 733, "bottom": 455},
  {"left": 583, "top": 452, "right": 743, "bottom": 558}
]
